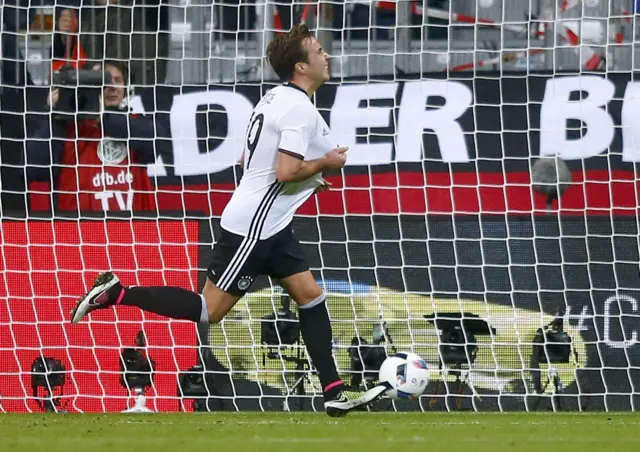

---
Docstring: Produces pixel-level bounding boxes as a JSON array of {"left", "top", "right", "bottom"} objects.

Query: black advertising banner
[
  {"left": 129, "top": 72, "right": 640, "bottom": 178},
  {"left": 126, "top": 72, "right": 640, "bottom": 215},
  {"left": 10, "top": 72, "right": 640, "bottom": 214}
]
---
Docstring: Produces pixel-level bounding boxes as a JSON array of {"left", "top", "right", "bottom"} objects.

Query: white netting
[{"left": 1, "top": 0, "right": 639, "bottom": 413}]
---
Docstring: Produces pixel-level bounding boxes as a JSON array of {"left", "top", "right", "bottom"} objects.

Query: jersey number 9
[{"left": 246, "top": 113, "right": 264, "bottom": 169}]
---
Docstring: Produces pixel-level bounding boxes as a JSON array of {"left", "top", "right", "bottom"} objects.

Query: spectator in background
[
  {"left": 25, "top": 61, "right": 165, "bottom": 212},
  {"left": 51, "top": 0, "right": 169, "bottom": 86},
  {"left": 73, "top": 0, "right": 170, "bottom": 86},
  {"left": 52, "top": 7, "right": 88, "bottom": 71},
  {"left": 52, "top": 1, "right": 132, "bottom": 70}
]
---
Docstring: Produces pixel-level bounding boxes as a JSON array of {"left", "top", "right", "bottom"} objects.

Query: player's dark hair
[{"left": 267, "top": 24, "right": 313, "bottom": 81}]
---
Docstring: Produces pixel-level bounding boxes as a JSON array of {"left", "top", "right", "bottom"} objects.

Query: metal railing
[{"left": 1, "top": 0, "right": 638, "bottom": 88}]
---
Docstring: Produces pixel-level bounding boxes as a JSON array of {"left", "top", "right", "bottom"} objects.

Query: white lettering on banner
[
  {"left": 158, "top": 77, "right": 640, "bottom": 176},
  {"left": 92, "top": 170, "right": 134, "bottom": 188},
  {"left": 621, "top": 82, "right": 640, "bottom": 163},
  {"left": 539, "top": 76, "right": 615, "bottom": 160},
  {"left": 169, "top": 91, "right": 253, "bottom": 176},
  {"left": 330, "top": 83, "right": 397, "bottom": 165},
  {"left": 129, "top": 95, "right": 146, "bottom": 115},
  {"left": 603, "top": 294, "right": 639, "bottom": 349},
  {"left": 565, "top": 305, "right": 591, "bottom": 332},
  {"left": 94, "top": 190, "right": 134, "bottom": 211},
  {"left": 550, "top": 302, "right": 640, "bottom": 351},
  {"left": 396, "top": 80, "right": 472, "bottom": 163}
]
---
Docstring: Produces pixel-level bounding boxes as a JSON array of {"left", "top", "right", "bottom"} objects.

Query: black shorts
[{"left": 206, "top": 225, "right": 309, "bottom": 296}]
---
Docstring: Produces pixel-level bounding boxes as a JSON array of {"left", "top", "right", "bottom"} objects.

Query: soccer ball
[{"left": 378, "top": 352, "right": 429, "bottom": 400}]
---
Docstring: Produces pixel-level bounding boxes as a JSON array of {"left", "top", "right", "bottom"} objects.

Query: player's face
[
  {"left": 103, "top": 64, "right": 126, "bottom": 108},
  {"left": 303, "top": 37, "right": 330, "bottom": 85}
]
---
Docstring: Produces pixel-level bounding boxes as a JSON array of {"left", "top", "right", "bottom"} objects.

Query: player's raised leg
[
  {"left": 70, "top": 271, "right": 240, "bottom": 325},
  {"left": 70, "top": 228, "right": 252, "bottom": 325}
]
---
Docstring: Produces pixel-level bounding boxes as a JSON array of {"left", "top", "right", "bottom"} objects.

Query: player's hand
[
  {"left": 323, "top": 147, "right": 348, "bottom": 170},
  {"left": 315, "top": 179, "right": 332, "bottom": 194},
  {"left": 48, "top": 88, "right": 60, "bottom": 107}
]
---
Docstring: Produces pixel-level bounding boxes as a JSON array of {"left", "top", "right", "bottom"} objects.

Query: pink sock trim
[
  {"left": 324, "top": 380, "right": 343, "bottom": 393},
  {"left": 115, "top": 288, "right": 126, "bottom": 305}
]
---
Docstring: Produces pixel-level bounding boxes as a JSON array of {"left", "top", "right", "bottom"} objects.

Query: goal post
[{"left": 1, "top": 0, "right": 640, "bottom": 413}]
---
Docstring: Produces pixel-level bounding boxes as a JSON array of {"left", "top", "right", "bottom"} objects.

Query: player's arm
[
  {"left": 276, "top": 152, "right": 325, "bottom": 183},
  {"left": 275, "top": 103, "right": 347, "bottom": 182},
  {"left": 276, "top": 148, "right": 347, "bottom": 183}
]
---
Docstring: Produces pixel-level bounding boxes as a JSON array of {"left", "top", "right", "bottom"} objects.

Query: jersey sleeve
[{"left": 276, "top": 103, "right": 317, "bottom": 159}]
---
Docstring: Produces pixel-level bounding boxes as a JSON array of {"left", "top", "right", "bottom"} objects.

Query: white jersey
[{"left": 220, "top": 83, "right": 337, "bottom": 240}]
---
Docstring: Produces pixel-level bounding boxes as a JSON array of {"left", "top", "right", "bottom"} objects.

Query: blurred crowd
[
  {"left": 1, "top": 0, "right": 449, "bottom": 87},
  {"left": 2, "top": 0, "right": 169, "bottom": 87}
]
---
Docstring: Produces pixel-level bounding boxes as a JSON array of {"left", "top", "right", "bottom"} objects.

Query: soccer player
[{"left": 71, "top": 24, "right": 387, "bottom": 416}]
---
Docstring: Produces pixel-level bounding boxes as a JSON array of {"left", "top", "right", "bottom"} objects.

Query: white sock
[
  {"left": 298, "top": 293, "right": 326, "bottom": 310},
  {"left": 199, "top": 294, "right": 209, "bottom": 323}
]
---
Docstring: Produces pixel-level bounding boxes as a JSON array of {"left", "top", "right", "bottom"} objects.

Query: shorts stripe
[
  {"left": 217, "top": 238, "right": 257, "bottom": 291},
  {"left": 216, "top": 181, "right": 282, "bottom": 291}
]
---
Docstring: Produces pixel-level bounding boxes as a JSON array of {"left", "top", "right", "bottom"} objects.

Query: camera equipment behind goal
[
  {"left": 530, "top": 315, "right": 580, "bottom": 410},
  {"left": 51, "top": 66, "right": 112, "bottom": 119},
  {"left": 120, "top": 330, "right": 156, "bottom": 413},
  {"left": 424, "top": 312, "right": 495, "bottom": 410},
  {"left": 348, "top": 322, "right": 396, "bottom": 388},
  {"left": 261, "top": 292, "right": 313, "bottom": 410},
  {"left": 31, "top": 356, "right": 66, "bottom": 412}
]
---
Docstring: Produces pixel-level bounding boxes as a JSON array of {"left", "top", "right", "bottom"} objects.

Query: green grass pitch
[{"left": 1, "top": 412, "right": 638, "bottom": 452}]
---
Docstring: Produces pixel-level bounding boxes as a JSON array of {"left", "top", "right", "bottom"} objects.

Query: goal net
[{"left": 1, "top": 0, "right": 639, "bottom": 413}]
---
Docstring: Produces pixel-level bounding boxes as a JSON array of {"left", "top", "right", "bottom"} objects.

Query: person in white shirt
[{"left": 70, "top": 24, "right": 387, "bottom": 417}]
